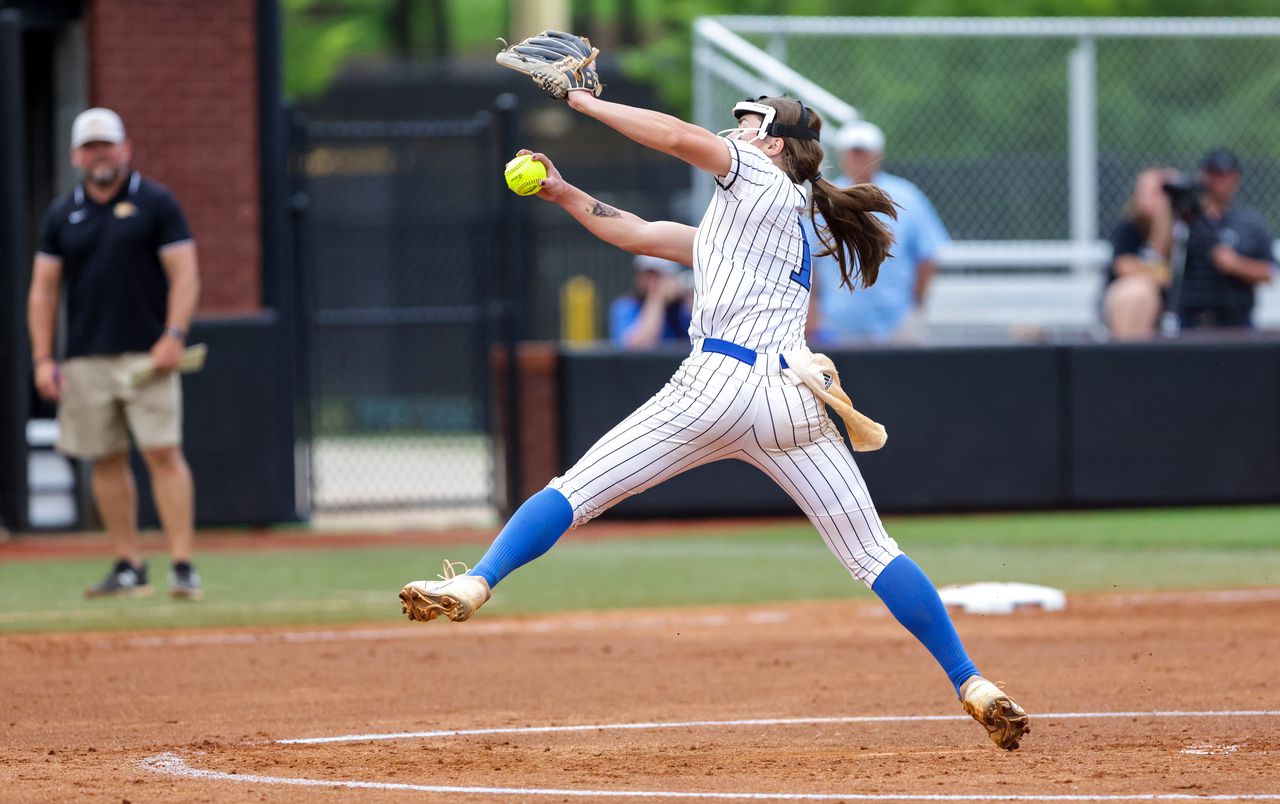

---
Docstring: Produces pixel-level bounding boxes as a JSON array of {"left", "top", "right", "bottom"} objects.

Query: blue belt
[{"left": 702, "top": 338, "right": 790, "bottom": 370}]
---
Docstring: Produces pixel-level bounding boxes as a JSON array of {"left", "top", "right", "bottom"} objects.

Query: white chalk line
[
  {"left": 276, "top": 709, "right": 1280, "bottom": 745},
  {"left": 138, "top": 751, "right": 1280, "bottom": 801},
  {"left": 1181, "top": 743, "right": 1239, "bottom": 756}
]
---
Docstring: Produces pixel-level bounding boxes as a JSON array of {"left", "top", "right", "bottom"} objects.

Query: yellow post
[{"left": 561, "top": 275, "right": 598, "bottom": 344}]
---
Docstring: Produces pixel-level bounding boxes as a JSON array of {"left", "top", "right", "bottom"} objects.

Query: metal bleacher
[{"left": 924, "top": 240, "right": 1280, "bottom": 339}]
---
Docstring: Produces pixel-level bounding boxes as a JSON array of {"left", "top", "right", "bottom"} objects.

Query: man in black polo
[
  {"left": 27, "top": 107, "right": 204, "bottom": 600},
  {"left": 1176, "top": 149, "right": 1276, "bottom": 329}
]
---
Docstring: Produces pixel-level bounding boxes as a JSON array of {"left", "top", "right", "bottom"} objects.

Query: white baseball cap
[
  {"left": 633, "top": 255, "right": 682, "bottom": 274},
  {"left": 71, "top": 108, "right": 126, "bottom": 148},
  {"left": 834, "top": 120, "right": 885, "bottom": 153}
]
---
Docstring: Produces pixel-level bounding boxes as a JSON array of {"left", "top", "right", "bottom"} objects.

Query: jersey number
[{"left": 790, "top": 216, "right": 812, "bottom": 290}]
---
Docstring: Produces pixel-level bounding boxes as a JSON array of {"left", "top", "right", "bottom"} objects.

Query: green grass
[{"left": 3, "top": 506, "right": 1279, "bottom": 634}]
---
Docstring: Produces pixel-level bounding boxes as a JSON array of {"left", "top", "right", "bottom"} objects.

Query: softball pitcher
[{"left": 401, "top": 31, "right": 1030, "bottom": 750}]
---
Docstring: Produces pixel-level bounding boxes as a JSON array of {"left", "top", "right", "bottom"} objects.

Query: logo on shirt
[
  {"left": 68, "top": 209, "right": 88, "bottom": 224},
  {"left": 822, "top": 373, "right": 834, "bottom": 390},
  {"left": 114, "top": 201, "right": 139, "bottom": 219}
]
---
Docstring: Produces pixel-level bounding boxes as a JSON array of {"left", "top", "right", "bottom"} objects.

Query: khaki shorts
[{"left": 56, "top": 353, "right": 183, "bottom": 459}]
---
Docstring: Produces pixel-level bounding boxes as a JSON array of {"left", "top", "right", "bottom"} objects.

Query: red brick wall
[{"left": 87, "top": 0, "right": 260, "bottom": 313}]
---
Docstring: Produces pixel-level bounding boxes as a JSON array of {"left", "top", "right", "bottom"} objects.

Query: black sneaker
[
  {"left": 168, "top": 562, "right": 204, "bottom": 601},
  {"left": 85, "top": 559, "right": 152, "bottom": 599}
]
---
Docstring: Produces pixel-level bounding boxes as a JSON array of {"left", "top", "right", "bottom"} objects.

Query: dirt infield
[{"left": 3, "top": 590, "right": 1279, "bottom": 802}]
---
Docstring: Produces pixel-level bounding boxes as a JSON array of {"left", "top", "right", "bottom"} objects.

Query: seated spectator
[
  {"left": 608, "top": 255, "right": 693, "bottom": 349},
  {"left": 1103, "top": 168, "right": 1176, "bottom": 340}
]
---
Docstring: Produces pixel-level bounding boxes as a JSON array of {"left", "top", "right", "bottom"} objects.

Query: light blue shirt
[{"left": 806, "top": 171, "right": 949, "bottom": 343}]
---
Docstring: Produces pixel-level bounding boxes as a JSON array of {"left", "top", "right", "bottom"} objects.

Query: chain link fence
[
  {"left": 296, "top": 116, "right": 509, "bottom": 510},
  {"left": 515, "top": 114, "right": 693, "bottom": 342},
  {"left": 694, "top": 17, "right": 1280, "bottom": 329}
]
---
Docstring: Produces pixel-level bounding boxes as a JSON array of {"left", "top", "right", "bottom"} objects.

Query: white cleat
[
  {"left": 400, "top": 560, "right": 491, "bottom": 623},
  {"left": 960, "top": 676, "right": 1031, "bottom": 750}
]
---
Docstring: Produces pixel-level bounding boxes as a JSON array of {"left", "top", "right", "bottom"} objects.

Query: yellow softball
[{"left": 504, "top": 154, "right": 547, "bottom": 197}]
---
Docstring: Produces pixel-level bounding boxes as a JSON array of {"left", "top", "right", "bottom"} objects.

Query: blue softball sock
[
  {"left": 871, "top": 554, "right": 980, "bottom": 696},
  {"left": 470, "top": 488, "right": 574, "bottom": 588}
]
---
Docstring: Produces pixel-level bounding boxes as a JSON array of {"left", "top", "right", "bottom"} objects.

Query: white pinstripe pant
[{"left": 548, "top": 341, "right": 902, "bottom": 587}]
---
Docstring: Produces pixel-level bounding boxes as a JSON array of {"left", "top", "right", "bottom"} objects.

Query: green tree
[
  {"left": 284, "top": 0, "right": 1280, "bottom": 105},
  {"left": 284, "top": 0, "right": 507, "bottom": 99}
]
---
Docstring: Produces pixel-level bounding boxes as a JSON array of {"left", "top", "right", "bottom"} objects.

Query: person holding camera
[
  {"left": 1103, "top": 168, "right": 1178, "bottom": 339},
  {"left": 608, "top": 255, "right": 694, "bottom": 349},
  {"left": 1174, "top": 149, "right": 1275, "bottom": 330}
]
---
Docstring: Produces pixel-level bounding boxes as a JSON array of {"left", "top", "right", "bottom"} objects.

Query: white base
[{"left": 938, "top": 581, "right": 1067, "bottom": 615}]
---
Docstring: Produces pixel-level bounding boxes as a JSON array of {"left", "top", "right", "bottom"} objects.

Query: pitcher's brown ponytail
[
  {"left": 748, "top": 97, "right": 897, "bottom": 290},
  {"left": 808, "top": 178, "right": 896, "bottom": 290}
]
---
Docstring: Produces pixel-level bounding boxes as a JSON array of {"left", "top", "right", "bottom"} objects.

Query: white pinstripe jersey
[
  {"left": 548, "top": 141, "right": 902, "bottom": 588},
  {"left": 689, "top": 138, "right": 812, "bottom": 353}
]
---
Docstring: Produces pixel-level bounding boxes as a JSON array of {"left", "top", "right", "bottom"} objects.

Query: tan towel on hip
[{"left": 781, "top": 349, "right": 887, "bottom": 452}]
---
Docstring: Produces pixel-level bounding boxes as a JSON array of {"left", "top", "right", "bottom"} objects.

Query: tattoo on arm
[{"left": 590, "top": 201, "right": 621, "bottom": 218}]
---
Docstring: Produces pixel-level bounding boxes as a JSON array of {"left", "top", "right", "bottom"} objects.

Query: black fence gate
[{"left": 293, "top": 99, "right": 523, "bottom": 511}]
